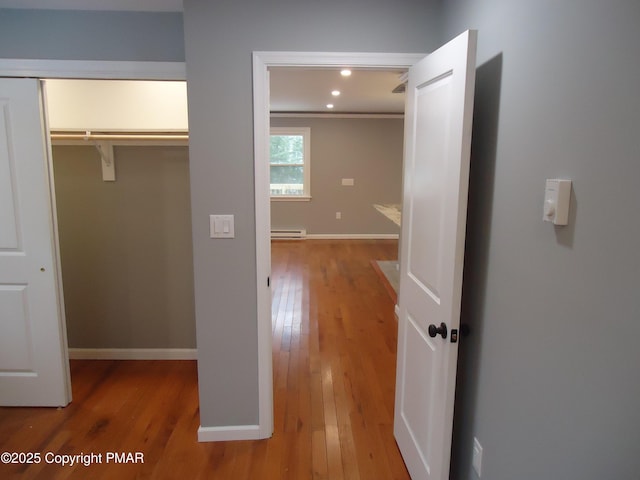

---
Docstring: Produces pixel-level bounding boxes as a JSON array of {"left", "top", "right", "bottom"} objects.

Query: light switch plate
[
  {"left": 209, "top": 214, "right": 235, "bottom": 238},
  {"left": 341, "top": 178, "right": 355, "bottom": 186}
]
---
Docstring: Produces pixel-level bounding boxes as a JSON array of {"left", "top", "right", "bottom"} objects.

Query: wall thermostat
[{"left": 543, "top": 179, "right": 571, "bottom": 225}]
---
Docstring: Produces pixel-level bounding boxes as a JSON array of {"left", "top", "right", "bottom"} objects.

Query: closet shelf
[{"left": 50, "top": 131, "right": 189, "bottom": 142}]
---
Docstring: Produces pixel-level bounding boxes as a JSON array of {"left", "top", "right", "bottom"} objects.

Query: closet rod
[{"left": 50, "top": 132, "right": 189, "bottom": 141}]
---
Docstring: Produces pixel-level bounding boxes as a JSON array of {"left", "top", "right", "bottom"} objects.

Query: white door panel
[
  {"left": 394, "top": 30, "right": 477, "bottom": 480},
  {"left": 0, "top": 78, "right": 70, "bottom": 407},
  {"left": 408, "top": 76, "right": 452, "bottom": 300},
  {"left": 0, "top": 107, "right": 21, "bottom": 248}
]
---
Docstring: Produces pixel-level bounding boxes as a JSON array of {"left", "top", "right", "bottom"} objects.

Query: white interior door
[
  {"left": 394, "top": 30, "right": 477, "bottom": 479},
  {"left": 0, "top": 78, "right": 71, "bottom": 406}
]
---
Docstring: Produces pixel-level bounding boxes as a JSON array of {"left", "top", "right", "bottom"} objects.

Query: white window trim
[{"left": 270, "top": 126, "right": 311, "bottom": 200}]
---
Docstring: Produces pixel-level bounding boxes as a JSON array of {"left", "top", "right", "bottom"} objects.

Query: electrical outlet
[
  {"left": 336, "top": 212, "right": 342, "bottom": 220},
  {"left": 472, "top": 437, "right": 483, "bottom": 477}
]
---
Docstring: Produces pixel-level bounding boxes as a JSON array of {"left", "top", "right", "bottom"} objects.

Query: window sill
[{"left": 271, "top": 196, "right": 312, "bottom": 202}]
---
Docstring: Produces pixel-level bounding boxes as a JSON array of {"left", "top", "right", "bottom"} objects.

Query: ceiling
[{"left": 270, "top": 68, "right": 407, "bottom": 114}]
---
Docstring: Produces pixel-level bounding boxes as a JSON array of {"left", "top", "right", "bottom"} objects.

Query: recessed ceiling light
[
  {"left": 331, "top": 90, "right": 341, "bottom": 96},
  {"left": 340, "top": 69, "right": 352, "bottom": 77},
  {"left": 326, "top": 104, "right": 334, "bottom": 109}
]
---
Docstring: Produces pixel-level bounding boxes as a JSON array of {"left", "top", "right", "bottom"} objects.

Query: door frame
[
  {"left": 252, "top": 51, "right": 427, "bottom": 437},
  {"left": 0, "top": 58, "right": 186, "bottom": 404}
]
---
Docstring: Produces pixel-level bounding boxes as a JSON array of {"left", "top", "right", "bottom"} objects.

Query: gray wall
[
  {"left": 183, "top": 0, "right": 441, "bottom": 428},
  {"left": 53, "top": 146, "right": 195, "bottom": 349},
  {"left": 270, "top": 116, "right": 403, "bottom": 236},
  {"left": 0, "top": 9, "right": 184, "bottom": 61},
  {"left": 440, "top": 1, "right": 640, "bottom": 479},
  {"left": 5, "top": 5, "right": 634, "bottom": 475}
]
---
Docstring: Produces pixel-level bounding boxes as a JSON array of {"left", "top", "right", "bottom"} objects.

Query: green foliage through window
[{"left": 270, "top": 129, "right": 309, "bottom": 196}]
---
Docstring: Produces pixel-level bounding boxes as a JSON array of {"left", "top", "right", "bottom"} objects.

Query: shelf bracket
[
  {"left": 94, "top": 140, "right": 115, "bottom": 182},
  {"left": 81, "top": 131, "right": 116, "bottom": 181}
]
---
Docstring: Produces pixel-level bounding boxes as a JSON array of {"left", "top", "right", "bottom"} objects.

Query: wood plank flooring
[{"left": 0, "top": 239, "right": 408, "bottom": 479}]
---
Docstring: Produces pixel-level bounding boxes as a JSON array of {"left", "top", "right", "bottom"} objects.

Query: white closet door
[{"left": 0, "top": 78, "right": 70, "bottom": 406}]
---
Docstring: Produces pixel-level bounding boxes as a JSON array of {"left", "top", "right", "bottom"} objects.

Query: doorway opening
[
  {"left": 0, "top": 59, "right": 187, "bottom": 406},
  {"left": 44, "top": 78, "right": 195, "bottom": 362},
  {"left": 252, "top": 52, "right": 426, "bottom": 437}
]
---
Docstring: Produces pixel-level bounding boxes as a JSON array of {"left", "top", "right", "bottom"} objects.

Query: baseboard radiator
[{"left": 271, "top": 228, "right": 307, "bottom": 239}]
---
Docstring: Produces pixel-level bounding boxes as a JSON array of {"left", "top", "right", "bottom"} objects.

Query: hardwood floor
[{"left": 0, "top": 240, "right": 408, "bottom": 479}]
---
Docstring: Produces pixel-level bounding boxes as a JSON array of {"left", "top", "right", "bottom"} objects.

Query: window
[{"left": 270, "top": 127, "right": 310, "bottom": 199}]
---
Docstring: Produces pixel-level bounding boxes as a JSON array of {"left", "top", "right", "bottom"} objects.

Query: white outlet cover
[{"left": 472, "top": 437, "right": 483, "bottom": 477}]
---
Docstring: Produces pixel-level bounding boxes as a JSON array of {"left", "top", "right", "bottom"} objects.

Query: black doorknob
[{"left": 428, "top": 322, "right": 448, "bottom": 339}]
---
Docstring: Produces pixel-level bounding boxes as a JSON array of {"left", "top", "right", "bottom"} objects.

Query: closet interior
[{"left": 45, "top": 79, "right": 195, "bottom": 355}]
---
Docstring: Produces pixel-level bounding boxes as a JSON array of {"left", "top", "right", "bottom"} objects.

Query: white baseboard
[
  {"left": 68, "top": 348, "right": 197, "bottom": 360},
  {"left": 198, "top": 424, "right": 267, "bottom": 442},
  {"left": 305, "top": 233, "right": 399, "bottom": 240}
]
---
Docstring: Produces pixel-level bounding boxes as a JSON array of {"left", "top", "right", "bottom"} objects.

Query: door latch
[{"left": 451, "top": 329, "right": 458, "bottom": 343}]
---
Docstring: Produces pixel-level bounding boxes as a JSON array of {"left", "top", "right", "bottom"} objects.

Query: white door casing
[
  {"left": 394, "top": 30, "right": 477, "bottom": 480},
  {"left": 252, "top": 51, "right": 426, "bottom": 440},
  {"left": 0, "top": 78, "right": 70, "bottom": 406}
]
